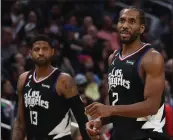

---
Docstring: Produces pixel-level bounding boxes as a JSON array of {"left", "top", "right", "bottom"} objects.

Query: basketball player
[
  {"left": 85, "top": 6, "right": 169, "bottom": 140},
  {"left": 12, "top": 35, "right": 90, "bottom": 140}
]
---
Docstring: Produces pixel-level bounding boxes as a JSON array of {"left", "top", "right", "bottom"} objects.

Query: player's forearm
[
  {"left": 111, "top": 100, "right": 158, "bottom": 118},
  {"left": 12, "top": 119, "right": 25, "bottom": 140}
]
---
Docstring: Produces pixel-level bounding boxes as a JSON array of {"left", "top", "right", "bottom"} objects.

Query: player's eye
[
  {"left": 43, "top": 47, "right": 49, "bottom": 51},
  {"left": 119, "top": 18, "right": 125, "bottom": 23},
  {"left": 33, "top": 47, "right": 40, "bottom": 52},
  {"left": 129, "top": 19, "right": 136, "bottom": 24}
]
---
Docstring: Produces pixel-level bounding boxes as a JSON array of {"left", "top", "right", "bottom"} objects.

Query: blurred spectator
[
  {"left": 74, "top": 74, "right": 93, "bottom": 106},
  {"left": 1, "top": 79, "right": 16, "bottom": 139},
  {"left": 80, "top": 16, "right": 93, "bottom": 38},
  {"left": 1, "top": 79, "right": 16, "bottom": 102},
  {"left": 87, "top": 25, "right": 98, "bottom": 40},
  {"left": 97, "top": 15, "right": 120, "bottom": 50},
  {"left": 152, "top": 40, "right": 168, "bottom": 60},
  {"left": 15, "top": 53, "right": 25, "bottom": 67},
  {"left": 24, "top": 11, "right": 37, "bottom": 34},
  {"left": 161, "top": 19, "right": 173, "bottom": 59},
  {"left": 10, "top": 1, "right": 25, "bottom": 39},
  {"left": 49, "top": 4, "right": 62, "bottom": 22},
  {"left": 85, "top": 67, "right": 100, "bottom": 101},
  {"left": 165, "top": 59, "right": 173, "bottom": 75},
  {"left": 165, "top": 59, "right": 173, "bottom": 94},
  {"left": 2, "top": 26, "right": 17, "bottom": 62},
  {"left": 74, "top": 74, "right": 88, "bottom": 95},
  {"left": 52, "top": 49, "right": 75, "bottom": 77},
  {"left": 62, "top": 24, "right": 82, "bottom": 73},
  {"left": 104, "top": 0, "right": 119, "bottom": 22}
]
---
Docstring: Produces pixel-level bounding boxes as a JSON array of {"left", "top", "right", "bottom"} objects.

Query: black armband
[{"left": 67, "top": 95, "right": 90, "bottom": 140}]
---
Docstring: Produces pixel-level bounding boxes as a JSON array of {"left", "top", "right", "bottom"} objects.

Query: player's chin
[
  {"left": 36, "top": 61, "right": 48, "bottom": 66},
  {"left": 120, "top": 39, "right": 131, "bottom": 44}
]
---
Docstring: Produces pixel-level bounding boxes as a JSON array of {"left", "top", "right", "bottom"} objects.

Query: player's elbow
[
  {"left": 145, "top": 96, "right": 162, "bottom": 115},
  {"left": 149, "top": 104, "right": 160, "bottom": 115},
  {"left": 145, "top": 99, "right": 160, "bottom": 115},
  {"left": 150, "top": 108, "right": 158, "bottom": 115}
]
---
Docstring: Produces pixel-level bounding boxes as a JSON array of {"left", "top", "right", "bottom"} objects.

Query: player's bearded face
[
  {"left": 33, "top": 55, "right": 52, "bottom": 66},
  {"left": 119, "top": 28, "right": 140, "bottom": 45},
  {"left": 31, "top": 41, "right": 54, "bottom": 67},
  {"left": 117, "top": 9, "right": 144, "bottom": 45}
]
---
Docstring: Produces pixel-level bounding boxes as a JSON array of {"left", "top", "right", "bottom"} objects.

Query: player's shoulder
[
  {"left": 58, "top": 72, "right": 73, "bottom": 81},
  {"left": 56, "top": 72, "right": 74, "bottom": 89},
  {"left": 17, "top": 71, "right": 30, "bottom": 91},
  {"left": 55, "top": 72, "right": 75, "bottom": 96},
  {"left": 143, "top": 48, "right": 164, "bottom": 64},
  {"left": 108, "top": 49, "right": 119, "bottom": 65},
  {"left": 142, "top": 48, "right": 164, "bottom": 71},
  {"left": 18, "top": 71, "right": 30, "bottom": 82}
]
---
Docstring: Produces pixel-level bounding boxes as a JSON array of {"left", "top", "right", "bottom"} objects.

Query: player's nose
[
  {"left": 38, "top": 49, "right": 44, "bottom": 55},
  {"left": 121, "top": 21, "right": 129, "bottom": 29}
]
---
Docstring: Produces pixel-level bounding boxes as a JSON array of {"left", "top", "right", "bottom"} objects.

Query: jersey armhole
[
  {"left": 21, "top": 71, "right": 31, "bottom": 92},
  {"left": 137, "top": 48, "right": 153, "bottom": 83},
  {"left": 110, "top": 50, "right": 119, "bottom": 64},
  {"left": 53, "top": 71, "right": 61, "bottom": 96}
]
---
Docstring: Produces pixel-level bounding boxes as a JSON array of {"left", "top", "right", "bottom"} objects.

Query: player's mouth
[
  {"left": 120, "top": 30, "right": 131, "bottom": 38},
  {"left": 37, "top": 57, "right": 45, "bottom": 60}
]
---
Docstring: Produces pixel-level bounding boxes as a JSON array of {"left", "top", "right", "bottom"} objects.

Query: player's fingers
[
  {"left": 90, "top": 111, "right": 97, "bottom": 118},
  {"left": 93, "top": 127, "right": 100, "bottom": 134},
  {"left": 90, "top": 135, "right": 100, "bottom": 140},
  {"left": 86, "top": 122, "right": 98, "bottom": 136},
  {"left": 86, "top": 106, "right": 97, "bottom": 116},
  {"left": 86, "top": 128, "right": 98, "bottom": 136},
  {"left": 86, "top": 102, "right": 98, "bottom": 111}
]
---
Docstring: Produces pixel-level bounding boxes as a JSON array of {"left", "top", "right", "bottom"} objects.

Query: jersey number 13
[{"left": 30, "top": 111, "right": 38, "bottom": 125}]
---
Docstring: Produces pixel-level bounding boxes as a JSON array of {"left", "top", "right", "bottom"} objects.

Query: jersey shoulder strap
[{"left": 110, "top": 49, "right": 120, "bottom": 64}]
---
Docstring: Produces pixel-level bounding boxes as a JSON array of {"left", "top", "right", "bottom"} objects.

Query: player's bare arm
[
  {"left": 56, "top": 73, "right": 78, "bottom": 98},
  {"left": 86, "top": 49, "right": 165, "bottom": 118},
  {"left": 12, "top": 72, "right": 29, "bottom": 140},
  {"left": 56, "top": 73, "right": 90, "bottom": 140}
]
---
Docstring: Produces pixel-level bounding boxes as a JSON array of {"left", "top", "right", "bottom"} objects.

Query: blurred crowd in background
[{"left": 1, "top": 0, "right": 173, "bottom": 140}]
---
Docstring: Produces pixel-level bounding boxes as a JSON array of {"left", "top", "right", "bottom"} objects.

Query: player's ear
[
  {"left": 140, "top": 24, "right": 145, "bottom": 34},
  {"left": 51, "top": 48, "right": 55, "bottom": 56},
  {"left": 29, "top": 49, "right": 32, "bottom": 56}
]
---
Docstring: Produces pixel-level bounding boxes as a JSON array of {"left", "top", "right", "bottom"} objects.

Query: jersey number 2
[
  {"left": 112, "top": 92, "right": 118, "bottom": 105},
  {"left": 30, "top": 111, "right": 37, "bottom": 125}
]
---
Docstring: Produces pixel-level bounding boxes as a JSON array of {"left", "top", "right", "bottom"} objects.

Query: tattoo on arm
[{"left": 61, "top": 74, "right": 78, "bottom": 98}]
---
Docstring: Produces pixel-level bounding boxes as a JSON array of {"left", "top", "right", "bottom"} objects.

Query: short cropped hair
[{"left": 30, "top": 34, "right": 53, "bottom": 48}]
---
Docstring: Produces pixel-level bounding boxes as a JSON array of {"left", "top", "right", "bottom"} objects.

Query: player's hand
[
  {"left": 85, "top": 102, "right": 112, "bottom": 118},
  {"left": 85, "top": 119, "right": 102, "bottom": 140}
]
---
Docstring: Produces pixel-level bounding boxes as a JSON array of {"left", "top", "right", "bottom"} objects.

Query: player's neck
[
  {"left": 121, "top": 40, "right": 143, "bottom": 57},
  {"left": 35, "top": 65, "right": 55, "bottom": 80}
]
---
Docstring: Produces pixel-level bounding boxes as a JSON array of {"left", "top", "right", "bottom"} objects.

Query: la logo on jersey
[
  {"left": 24, "top": 88, "right": 49, "bottom": 109},
  {"left": 108, "top": 67, "right": 130, "bottom": 90}
]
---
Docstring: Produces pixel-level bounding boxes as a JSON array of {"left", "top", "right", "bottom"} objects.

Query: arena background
[{"left": 1, "top": 0, "right": 173, "bottom": 139}]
